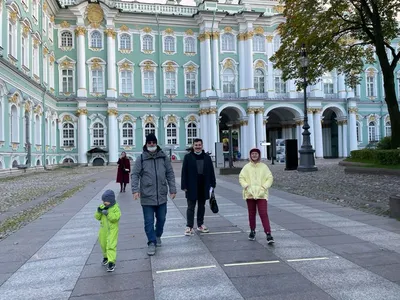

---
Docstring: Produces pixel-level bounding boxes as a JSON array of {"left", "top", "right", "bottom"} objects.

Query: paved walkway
[{"left": 0, "top": 170, "right": 400, "bottom": 300}]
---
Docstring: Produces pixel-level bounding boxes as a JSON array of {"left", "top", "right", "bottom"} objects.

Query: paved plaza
[{"left": 0, "top": 168, "right": 400, "bottom": 300}]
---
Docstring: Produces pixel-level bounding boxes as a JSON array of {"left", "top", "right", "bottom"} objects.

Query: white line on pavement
[
  {"left": 200, "top": 231, "right": 242, "bottom": 235},
  {"left": 156, "top": 265, "right": 217, "bottom": 274},
  {"left": 224, "top": 260, "right": 280, "bottom": 267},
  {"left": 162, "top": 234, "right": 186, "bottom": 239},
  {"left": 287, "top": 257, "right": 333, "bottom": 262}
]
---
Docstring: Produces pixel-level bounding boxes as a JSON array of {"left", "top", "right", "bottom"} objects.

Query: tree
[{"left": 271, "top": 0, "right": 400, "bottom": 148}]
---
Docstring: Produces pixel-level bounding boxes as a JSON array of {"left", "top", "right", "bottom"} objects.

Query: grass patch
[
  {"left": 344, "top": 158, "right": 400, "bottom": 169},
  {"left": 0, "top": 183, "right": 87, "bottom": 240}
]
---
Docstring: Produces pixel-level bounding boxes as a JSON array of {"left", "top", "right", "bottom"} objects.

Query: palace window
[
  {"left": 142, "top": 35, "right": 154, "bottom": 52},
  {"left": 92, "top": 70, "right": 104, "bottom": 93},
  {"left": 165, "top": 71, "right": 176, "bottom": 95},
  {"left": 8, "top": 22, "right": 16, "bottom": 57},
  {"left": 21, "top": 36, "right": 28, "bottom": 67},
  {"left": 119, "top": 34, "right": 131, "bottom": 51},
  {"left": 356, "top": 121, "right": 361, "bottom": 142},
  {"left": 164, "top": 36, "right": 175, "bottom": 53},
  {"left": 185, "top": 72, "right": 196, "bottom": 95},
  {"left": 35, "top": 114, "right": 41, "bottom": 145},
  {"left": 32, "top": 1, "right": 39, "bottom": 22},
  {"left": 323, "top": 79, "right": 334, "bottom": 94},
  {"left": 253, "top": 35, "right": 265, "bottom": 52},
  {"left": 10, "top": 105, "right": 19, "bottom": 143},
  {"left": 144, "top": 123, "right": 156, "bottom": 137},
  {"left": 122, "top": 122, "right": 134, "bottom": 146},
  {"left": 92, "top": 122, "right": 105, "bottom": 146},
  {"left": 254, "top": 69, "right": 265, "bottom": 94},
  {"left": 221, "top": 33, "right": 235, "bottom": 51},
  {"left": 90, "top": 31, "right": 102, "bottom": 49},
  {"left": 43, "top": 55, "right": 48, "bottom": 84},
  {"left": 61, "top": 31, "right": 73, "bottom": 47},
  {"left": 184, "top": 37, "right": 195, "bottom": 54},
  {"left": 32, "top": 45, "right": 39, "bottom": 77},
  {"left": 222, "top": 69, "right": 235, "bottom": 94},
  {"left": 143, "top": 70, "right": 155, "bottom": 94},
  {"left": 51, "top": 121, "right": 56, "bottom": 147},
  {"left": 62, "top": 123, "right": 74, "bottom": 147},
  {"left": 275, "top": 76, "right": 287, "bottom": 94},
  {"left": 61, "top": 69, "right": 74, "bottom": 94},
  {"left": 385, "top": 121, "right": 391, "bottom": 137},
  {"left": 166, "top": 123, "right": 177, "bottom": 145},
  {"left": 120, "top": 70, "right": 133, "bottom": 94},
  {"left": 368, "top": 121, "right": 377, "bottom": 142},
  {"left": 186, "top": 122, "right": 198, "bottom": 145},
  {"left": 366, "top": 68, "right": 377, "bottom": 98}
]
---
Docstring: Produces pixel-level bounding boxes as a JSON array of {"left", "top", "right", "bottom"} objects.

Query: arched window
[
  {"left": 51, "top": 121, "right": 56, "bottom": 147},
  {"left": 144, "top": 123, "right": 155, "bottom": 137},
  {"left": 142, "top": 35, "right": 153, "bottom": 51},
  {"left": 185, "top": 72, "right": 196, "bottom": 95},
  {"left": 45, "top": 119, "right": 49, "bottom": 146},
  {"left": 93, "top": 122, "right": 104, "bottom": 146},
  {"left": 90, "top": 31, "right": 102, "bottom": 48},
  {"left": 10, "top": 105, "right": 19, "bottom": 143},
  {"left": 122, "top": 123, "right": 134, "bottom": 145},
  {"left": 222, "top": 33, "right": 234, "bottom": 51},
  {"left": 184, "top": 37, "right": 195, "bottom": 53},
  {"left": 253, "top": 35, "right": 265, "bottom": 52},
  {"left": 323, "top": 72, "right": 334, "bottom": 94},
  {"left": 222, "top": 69, "right": 235, "bottom": 94},
  {"left": 61, "top": 31, "right": 73, "bottom": 47},
  {"left": 187, "top": 122, "right": 197, "bottom": 145},
  {"left": 356, "top": 122, "right": 361, "bottom": 142},
  {"left": 120, "top": 34, "right": 131, "bottom": 50},
  {"left": 120, "top": 70, "right": 133, "bottom": 94},
  {"left": 366, "top": 68, "right": 377, "bottom": 97},
  {"left": 35, "top": 114, "right": 40, "bottom": 145},
  {"left": 143, "top": 70, "right": 155, "bottom": 94},
  {"left": 254, "top": 69, "right": 265, "bottom": 94},
  {"left": 165, "top": 71, "right": 176, "bottom": 95},
  {"left": 385, "top": 121, "right": 391, "bottom": 137},
  {"left": 166, "top": 123, "right": 177, "bottom": 145},
  {"left": 164, "top": 36, "right": 175, "bottom": 52},
  {"left": 368, "top": 121, "right": 376, "bottom": 142},
  {"left": 62, "top": 123, "right": 74, "bottom": 147}
]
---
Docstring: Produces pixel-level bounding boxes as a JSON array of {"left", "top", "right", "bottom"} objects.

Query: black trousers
[{"left": 186, "top": 198, "right": 206, "bottom": 228}]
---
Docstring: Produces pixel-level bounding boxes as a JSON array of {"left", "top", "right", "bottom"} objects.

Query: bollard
[{"left": 389, "top": 194, "right": 400, "bottom": 219}]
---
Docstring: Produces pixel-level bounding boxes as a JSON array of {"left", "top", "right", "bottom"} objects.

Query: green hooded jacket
[{"left": 94, "top": 203, "right": 121, "bottom": 263}]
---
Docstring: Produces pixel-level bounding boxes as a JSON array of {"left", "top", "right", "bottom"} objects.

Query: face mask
[
  {"left": 147, "top": 146, "right": 157, "bottom": 152},
  {"left": 194, "top": 151, "right": 202, "bottom": 155}
]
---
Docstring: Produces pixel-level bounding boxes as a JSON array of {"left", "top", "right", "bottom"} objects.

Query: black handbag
[{"left": 209, "top": 190, "right": 219, "bottom": 214}]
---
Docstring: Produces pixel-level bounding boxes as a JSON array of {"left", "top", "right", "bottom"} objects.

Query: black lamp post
[{"left": 297, "top": 44, "right": 318, "bottom": 172}]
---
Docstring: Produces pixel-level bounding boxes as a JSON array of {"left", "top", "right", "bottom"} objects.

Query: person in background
[
  {"left": 131, "top": 133, "right": 177, "bottom": 256},
  {"left": 239, "top": 148, "right": 274, "bottom": 244},
  {"left": 181, "top": 138, "right": 216, "bottom": 236},
  {"left": 117, "top": 151, "right": 130, "bottom": 192},
  {"left": 95, "top": 189, "right": 121, "bottom": 272}
]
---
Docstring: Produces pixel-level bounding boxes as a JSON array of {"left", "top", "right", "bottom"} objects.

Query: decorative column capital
[
  {"left": 75, "top": 27, "right": 87, "bottom": 36},
  {"left": 76, "top": 108, "right": 88, "bottom": 116},
  {"left": 295, "top": 120, "right": 304, "bottom": 126},
  {"left": 255, "top": 107, "right": 265, "bottom": 114},
  {"left": 104, "top": 28, "right": 116, "bottom": 38},
  {"left": 238, "top": 33, "right": 246, "bottom": 41},
  {"left": 107, "top": 108, "right": 118, "bottom": 116},
  {"left": 246, "top": 107, "right": 256, "bottom": 114},
  {"left": 313, "top": 108, "right": 322, "bottom": 114},
  {"left": 211, "top": 32, "right": 220, "bottom": 39},
  {"left": 348, "top": 107, "right": 358, "bottom": 114},
  {"left": 244, "top": 31, "right": 254, "bottom": 40},
  {"left": 307, "top": 108, "right": 315, "bottom": 114},
  {"left": 266, "top": 35, "right": 273, "bottom": 42},
  {"left": 208, "top": 107, "right": 218, "bottom": 114}
]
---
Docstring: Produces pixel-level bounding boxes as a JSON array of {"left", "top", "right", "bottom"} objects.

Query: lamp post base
[{"left": 297, "top": 147, "right": 318, "bottom": 172}]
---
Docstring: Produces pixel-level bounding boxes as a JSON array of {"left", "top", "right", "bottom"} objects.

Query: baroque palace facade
[{"left": 0, "top": 0, "right": 397, "bottom": 168}]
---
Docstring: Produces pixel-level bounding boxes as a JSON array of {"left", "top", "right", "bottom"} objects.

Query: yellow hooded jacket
[{"left": 239, "top": 161, "right": 274, "bottom": 200}]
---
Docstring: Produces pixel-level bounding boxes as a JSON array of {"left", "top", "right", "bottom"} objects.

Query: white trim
[
  {"left": 184, "top": 114, "right": 200, "bottom": 146},
  {"left": 60, "top": 155, "right": 77, "bottom": 164},
  {"left": 218, "top": 103, "right": 247, "bottom": 118},
  {"left": 162, "top": 61, "right": 179, "bottom": 96},
  {"left": 365, "top": 67, "right": 378, "bottom": 99},
  {"left": 89, "top": 114, "right": 108, "bottom": 148},
  {"left": 183, "top": 36, "right": 197, "bottom": 56},
  {"left": 183, "top": 61, "right": 199, "bottom": 97},
  {"left": 141, "top": 33, "right": 155, "bottom": 54},
  {"left": 58, "top": 29, "right": 75, "bottom": 51},
  {"left": 88, "top": 29, "right": 104, "bottom": 51},
  {"left": 118, "top": 114, "right": 137, "bottom": 147},
  {"left": 140, "top": 60, "right": 157, "bottom": 96},
  {"left": 263, "top": 103, "right": 303, "bottom": 118},
  {"left": 117, "top": 59, "right": 134, "bottom": 95},
  {"left": 220, "top": 32, "right": 236, "bottom": 53},
  {"left": 57, "top": 56, "right": 76, "bottom": 95},
  {"left": 163, "top": 35, "right": 176, "bottom": 55},
  {"left": 87, "top": 57, "right": 106, "bottom": 95},
  {"left": 252, "top": 34, "right": 266, "bottom": 53},
  {"left": 220, "top": 58, "right": 239, "bottom": 96},
  {"left": 118, "top": 32, "right": 132, "bottom": 53},
  {"left": 321, "top": 104, "right": 346, "bottom": 117}
]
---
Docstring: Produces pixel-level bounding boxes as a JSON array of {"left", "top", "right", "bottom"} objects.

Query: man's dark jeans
[
  {"left": 186, "top": 198, "right": 206, "bottom": 228},
  {"left": 142, "top": 203, "right": 167, "bottom": 245}
]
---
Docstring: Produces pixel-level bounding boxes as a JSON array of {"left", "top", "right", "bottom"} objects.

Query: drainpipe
[{"left": 155, "top": 13, "right": 163, "bottom": 145}]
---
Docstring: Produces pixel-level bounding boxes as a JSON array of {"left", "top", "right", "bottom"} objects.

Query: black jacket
[{"left": 181, "top": 150, "right": 216, "bottom": 201}]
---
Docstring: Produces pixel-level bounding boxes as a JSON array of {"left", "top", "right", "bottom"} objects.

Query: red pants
[{"left": 246, "top": 199, "right": 271, "bottom": 233}]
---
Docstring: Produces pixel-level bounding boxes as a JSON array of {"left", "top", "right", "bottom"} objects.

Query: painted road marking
[
  {"left": 162, "top": 234, "right": 186, "bottom": 239},
  {"left": 156, "top": 265, "right": 217, "bottom": 274},
  {"left": 200, "top": 231, "right": 242, "bottom": 235},
  {"left": 287, "top": 257, "right": 335, "bottom": 262},
  {"left": 224, "top": 260, "right": 280, "bottom": 267}
]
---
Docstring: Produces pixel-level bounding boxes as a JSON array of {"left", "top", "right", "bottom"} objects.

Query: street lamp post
[{"left": 297, "top": 44, "right": 318, "bottom": 172}]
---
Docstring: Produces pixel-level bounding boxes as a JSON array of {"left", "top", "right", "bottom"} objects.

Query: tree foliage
[{"left": 271, "top": 0, "right": 400, "bottom": 148}]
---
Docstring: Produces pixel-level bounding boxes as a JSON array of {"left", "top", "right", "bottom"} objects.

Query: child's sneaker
[
  {"left": 102, "top": 258, "right": 108, "bottom": 266},
  {"left": 248, "top": 230, "right": 256, "bottom": 241},
  {"left": 266, "top": 233, "right": 274, "bottom": 244},
  {"left": 197, "top": 225, "right": 209, "bottom": 233},
  {"left": 107, "top": 262, "right": 115, "bottom": 272},
  {"left": 185, "top": 227, "right": 194, "bottom": 236}
]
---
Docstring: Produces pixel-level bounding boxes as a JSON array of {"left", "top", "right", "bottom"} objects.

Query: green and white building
[{"left": 0, "top": 0, "right": 396, "bottom": 169}]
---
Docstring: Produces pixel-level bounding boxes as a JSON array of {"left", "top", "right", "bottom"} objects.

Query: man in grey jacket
[{"left": 131, "top": 133, "right": 177, "bottom": 256}]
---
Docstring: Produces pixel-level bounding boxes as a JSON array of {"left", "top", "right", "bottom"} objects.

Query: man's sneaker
[
  {"left": 248, "top": 230, "right": 256, "bottom": 241},
  {"left": 147, "top": 242, "right": 156, "bottom": 256},
  {"left": 267, "top": 233, "right": 275, "bottom": 244},
  {"left": 197, "top": 225, "right": 209, "bottom": 233},
  {"left": 107, "top": 262, "right": 115, "bottom": 272},
  {"left": 185, "top": 227, "right": 194, "bottom": 236},
  {"left": 102, "top": 257, "right": 108, "bottom": 266},
  {"left": 156, "top": 236, "right": 162, "bottom": 247}
]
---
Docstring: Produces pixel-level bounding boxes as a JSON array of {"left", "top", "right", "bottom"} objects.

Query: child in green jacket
[{"left": 95, "top": 189, "right": 121, "bottom": 272}]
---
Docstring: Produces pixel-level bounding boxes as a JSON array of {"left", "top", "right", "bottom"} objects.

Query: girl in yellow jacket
[
  {"left": 239, "top": 148, "right": 274, "bottom": 244},
  {"left": 94, "top": 189, "right": 121, "bottom": 272}
]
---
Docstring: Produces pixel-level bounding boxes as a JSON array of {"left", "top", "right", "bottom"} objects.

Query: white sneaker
[
  {"left": 185, "top": 227, "right": 194, "bottom": 236},
  {"left": 197, "top": 225, "right": 209, "bottom": 233}
]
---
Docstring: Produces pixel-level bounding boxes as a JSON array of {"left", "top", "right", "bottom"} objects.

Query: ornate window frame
[
  {"left": 221, "top": 29, "right": 236, "bottom": 53},
  {"left": 32, "top": 32, "right": 41, "bottom": 80},
  {"left": 88, "top": 29, "right": 104, "bottom": 51},
  {"left": 183, "top": 31, "right": 197, "bottom": 56},
  {"left": 163, "top": 29, "right": 176, "bottom": 55},
  {"left": 7, "top": 5, "right": 19, "bottom": 61},
  {"left": 253, "top": 60, "right": 267, "bottom": 95},
  {"left": 87, "top": 57, "right": 106, "bottom": 96},
  {"left": 8, "top": 92, "right": 21, "bottom": 144},
  {"left": 20, "top": 18, "right": 31, "bottom": 70},
  {"left": 142, "top": 114, "right": 159, "bottom": 145},
  {"left": 253, "top": 34, "right": 265, "bottom": 53},
  {"left": 89, "top": 114, "right": 107, "bottom": 148},
  {"left": 184, "top": 114, "right": 200, "bottom": 146},
  {"left": 220, "top": 58, "right": 238, "bottom": 96},
  {"left": 140, "top": 27, "right": 155, "bottom": 54},
  {"left": 140, "top": 60, "right": 157, "bottom": 97},
  {"left": 33, "top": 105, "right": 42, "bottom": 146},
  {"left": 183, "top": 61, "right": 199, "bottom": 97},
  {"left": 118, "top": 114, "right": 137, "bottom": 149},
  {"left": 162, "top": 61, "right": 179, "bottom": 98},
  {"left": 57, "top": 56, "right": 76, "bottom": 96},
  {"left": 118, "top": 32, "right": 132, "bottom": 54},
  {"left": 365, "top": 67, "right": 378, "bottom": 99},
  {"left": 59, "top": 29, "right": 74, "bottom": 51},
  {"left": 164, "top": 114, "right": 180, "bottom": 146},
  {"left": 58, "top": 113, "right": 77, "bottom": 150},
  {"left": 117, "top": 59, "right": 134, "bottom": 96},
  {"left": 367, "top": 113, "right": 380, "bottom": 142},
  {"left": 384, "top": 115, "right": 391, "bottom": 137}
]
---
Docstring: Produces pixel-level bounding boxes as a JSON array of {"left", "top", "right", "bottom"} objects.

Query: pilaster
[
  {"left": 105, "top": 28, "right": 117, "bottom": 98},
  {"left": 76, "top": 102, "right": 88, "bottom": 164},
  {"left": 75, "top": 27, "right": 87, "bottom": 98},
  {"left": 348, "top": 105, "right": 358, "bottom": 151},
  {"left": 313, "top": 108, "right": 324, "bottom": 158},
  {"left": 107, "top": 102, "right": 118, "bottom": 163}
]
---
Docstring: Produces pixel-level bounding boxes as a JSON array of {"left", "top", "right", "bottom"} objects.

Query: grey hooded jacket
[{"left": 131, "top": 146, "right": 177, "bottom": 206}]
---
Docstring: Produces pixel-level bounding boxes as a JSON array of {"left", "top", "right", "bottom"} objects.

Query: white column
[
  {"left": 342, "top": 120, "right": 348, "bottom": 157},
  {"left": 348, "top": 106, "right": 358, "bottom": 151},
  {"left": 338, "top": 122, "right": 343, "bottom": 157},
  {"left": 289, "top": 80, "right": 297, "bottom": 98},
  {"left": 77, "top": 105, "right": 88, "bottom": 164},
  {"left": 208, "top": 107, "right": 217, "bottom": 155},
  {"left": 75, "top": 27, "right": 87, "bottom": 98},
  {"left": 307, "top": 109, "right": 315, "bottom": 148},
  {"left": 212, "top": 34, "right": 220, "bottom": 97},
  {"left": 247, "top": 109, "right": 256, "bottom": 149},
  {"left": 107, "top": 104, "right": 118, "bottom": 164},
  {"left": 255, "top": 110, "right": 264, "bottom": 157},
  {"left": 338, "top": 74, "right": 346, "bottom": 98},
  {"left": 245, "top": 32, "right": 255, "bottom": 97},
  {"left": 200, "top": 109, "right": 209, "bottom": 152},
  {"left": 262, "top": 117, "right": 267, "bottom": 159},
  {"left": 200, "top": 33, "right": 212, "bottom": 97},
  {"left": 240, "top": 117, "right": 249, "bottom": 159},
  {"left": 106, "top": 29, "right": 117, "bottom": 98},
  {"left": 266, "top": 36, "right": 275, "bottom": 98},
  {"left": 313, "top": 109, "right": 324, "bottom": 158},
  {"left": 238, "top": 34, "right": 246, "bottom": 97}
]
